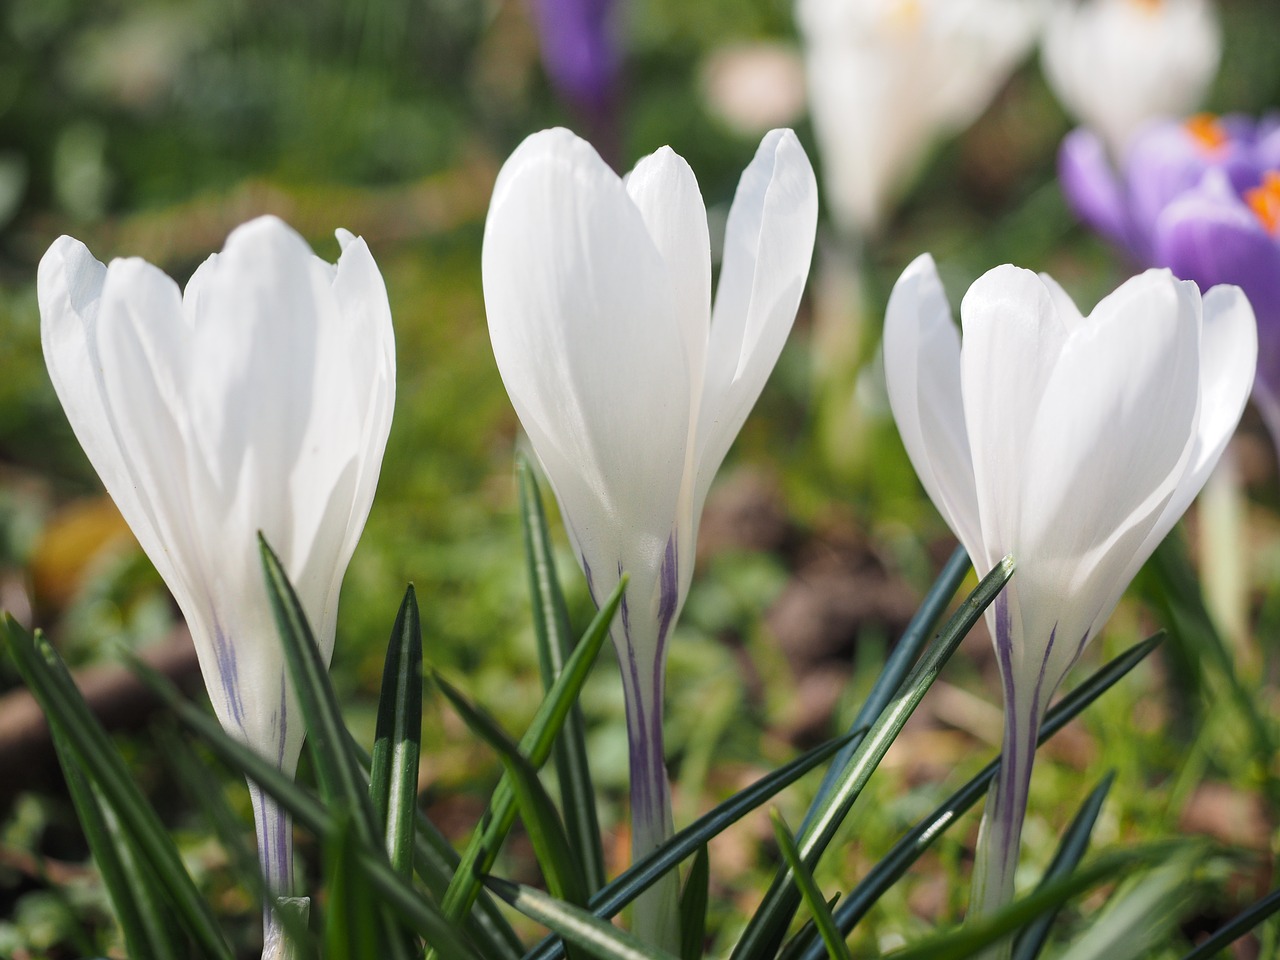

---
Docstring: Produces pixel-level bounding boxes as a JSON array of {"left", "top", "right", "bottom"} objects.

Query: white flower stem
[
  {"left": 618, "top": 637, "right": 680, "bottom": 953},
  {"left": 248, "top": 782, "right": 297, "bottom": 959}
]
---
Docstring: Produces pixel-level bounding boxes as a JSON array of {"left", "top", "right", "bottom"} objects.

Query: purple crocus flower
[
  {"left": 1060, "top": 114, "right": 1280, "bottom": 442},
  {"left": 528, "top": 0, "right": 621, "bottom": 123}
]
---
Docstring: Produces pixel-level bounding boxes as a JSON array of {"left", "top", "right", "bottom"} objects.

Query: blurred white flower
[
  {"left": 483, "top": 126, "right": 816, "bottom": 947},
  {"left": 700, "top": 42, "right": 807, "bottom": 137},
  {"left": 796, "top": 0, "right": 1043, "bottom": 235},
  {"left": 38, "top": 215, "right": 396, "bottom": 949},
  {"left": 883, "top": 254, "right": 1254, "bottom": 924},
  {"left": 1042, "top": 0, "right": 1221, "bottom": 155}
]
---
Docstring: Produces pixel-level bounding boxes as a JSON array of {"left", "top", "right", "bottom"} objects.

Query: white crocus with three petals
[
  {"left": 1041, "top": 0, "right": 1222, "bottom": 157},
  {"left": 483, "top": 127, "right": 817, "bottom": 948},
  {"left": 883, "top": 255, "right": 1255, "bottom": 934},
  {"left": 797, "top": 0, "right": 1044, "bottom": 236},
  {"left": 38, "top": 215, "right": 396, "bottom": 959}
]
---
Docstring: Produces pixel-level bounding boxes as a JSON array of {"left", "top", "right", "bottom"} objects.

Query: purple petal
[
  {"left": 1058, "top": 128, "right": 1136, "bottom": 257},
  {"left": 1154, "top": 171, "right": 1280, "bottom": 405},
  {"left": 529, "top": 0, "right": 621, "bottom": 114},
  {"left": 1123, "top": 120, "right": 1226, "bottom": 262}
]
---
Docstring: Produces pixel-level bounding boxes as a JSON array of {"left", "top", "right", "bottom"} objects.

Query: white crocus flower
[
  {"left": 1042, "top": 0, "right": 1221, "bottom": 156},
  {"left": 483, "top": 127, "right": 817, "bottom": 948},
  {"left": 883, "top": 255, "right": 1255, "bottom": 935},
  {"left": 796, "top": 0, "right": 1043, "bottom": 236},
  {"left": 38, "top": 215, "right": 396, "bottom": 958}
]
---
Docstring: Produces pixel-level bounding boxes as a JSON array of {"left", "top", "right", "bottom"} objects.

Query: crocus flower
[
  {"left": 38, "top": 215, "right": 396, "bottom": 958},
  {"left": 1041, "top": 0, "right": 1221, "bottom": 157},
  {"left": 483, "top": 127, "right": 816, "bottom": 947},
  {"left": 1060, "top": 114, "right": 1280, "bottom": 452},
  {"left": 796, "top": 0, "right": 1043, "bottom": 236},
  {"left": 883, "top": 255, "right": 1255, "bottom": 931}
]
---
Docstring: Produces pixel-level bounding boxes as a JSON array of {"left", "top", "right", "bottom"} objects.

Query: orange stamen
[
  {"left": 1184, "top": 114, "right": 1228, "bottom": 154},
  {"left": 1246, "top": 172, "right": 1280, "bottom": 235},
  {"left": 888, "top": 0, "right": 922, "bottom": 29},
  {"left": 1131, "top": 0, "right": 1164, "bottom": 12}
]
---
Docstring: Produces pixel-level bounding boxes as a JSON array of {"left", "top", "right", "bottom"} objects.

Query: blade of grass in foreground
[
  {"left": 1178, "top": 885, "right": 1280, "bottom": 960},
  {"left": 437, "top": 576, "right": 625, "bottom": 928},
  {"left": 370, "top": 585, "right": 423, "bottom": 876},
  {"left": 796, "top": 632, "right": 1166, "bottom": 960},
  {"left": 1012, "top": 772, "right": 1116, "bottom": 960},
  {"left": 489, "top": 878, "right": 681, "bottom": 960},
  {"left": 678, "top": 847, "right": 709, "bottom": 960},
  {"left": 802, "top": 544, "right": 971, "bottom": 828},
  {"left": 51, "top": 726, "right": 178, "bottom": 960},
  {"left": 771, "top": 810, "right": 851, "bottom": 960},
  {"left": 519, "top": 458, "right": 607, "bottom": 894},
  {"left": 731, "top": 556, "right": 1015, "bottom": 960},
  {"left": 523, "top": 731, "right": 860, "bottom": 960},
  {"left": 1, "top": 618, "right": 233, "bottom": 960}
]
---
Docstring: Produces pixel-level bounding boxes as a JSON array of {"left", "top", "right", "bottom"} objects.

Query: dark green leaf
[
  {"left": 678, "top": 847, "right": 709, "bottom": 960},
  {"left": 1012, "top": 771, "right": 1116, "bottom": 960},
  {"left": 370, "top": 585, "right": 424, "bottom": 876},
  {"left": 803, "top": 544, "right": 970, "bottom": 827},
  {"left": 51, "top": 726, "right": 178, "bottom": 960},
  {"left": 1, "top": 618, "right": 233, "bottom": 960},
  {"left": 798, "top": 633, "right": 1166, "bottom": 960},
  {"left": 436, "top": 676, "right": 588, "bottom": 912},
  {"left": 325, "top": 812, "right": 385, "bottom": 960},
  {"left": 732, "top": 556, "right": 1015, "bottom": 960},
  {"left": 770, "top": 810, "right": 850, "bottom": 960},
  {"left": 488, "top": 877, "right": 680, "bottom": 960},
  {"left": 1178, "top": 885, "right": 1280, "bottom": 960},
  {"left": 523, "top": 731, "right": 860, "bottom": 960},
  {"left": 439, "top": 575, "right": 625, "bottom": 926},
  {"left": 519, "top": 458, "right": 607, "bottom": 895}
]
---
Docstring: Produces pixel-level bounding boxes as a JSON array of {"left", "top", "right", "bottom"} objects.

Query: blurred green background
[{"left": 1, "top": 0, "right": 1280, "bottom": 956}]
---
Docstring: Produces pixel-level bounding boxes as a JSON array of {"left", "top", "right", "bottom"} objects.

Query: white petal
[
  {"left": 883, "top": 254, "right": 983, "bottom": 558},
  {"left": 695, "top": 129, "right": 817, "bottom": 512},
  {"left": 625, "top": 146, "right": 711, "bottom": 409},
  {"left": 1018, "top": 270, "right": 1200, "bottom": 666},
  {"left": 93, "top": 256, "right": 206, "bottom": 640},
  {"left": 1128, "top": 282, "right": 1257, "bottom": 572},
  {"left": 482, "top": 127, "right": 691, "bottom": 587},
  {"left": 959, "top": 264, "right": 1067, "bottom": 571}
]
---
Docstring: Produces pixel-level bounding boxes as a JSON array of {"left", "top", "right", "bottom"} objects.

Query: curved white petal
[
  {"left": 959, "top": 264, "right": 1067, "bottom": 572},
  {"left": 695, "top": 129, "right": 817, "bottom": 513},
  {"left": 882, "top": 253, "right": 982, "bottom": 557},
  {"left": 1127, "top": 282, "right": 1257, "bottom": 574},
  {"left": 1018, "top": 270, "right": 1201, "bottom": 671},
  {"left": 37, "top": 237, "right": 164, "bottom": 566},
  {"left": 625, "top": 146, "right": 711, "bottom": 409},
  {"left": 483, "top": 128, "right": 691, "bottom": 598}
]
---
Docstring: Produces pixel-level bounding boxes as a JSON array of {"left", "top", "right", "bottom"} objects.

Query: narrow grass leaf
[
  {"left": 370, "top": 585, "right": 424, "bottom": 875},
  {"left": 1179, "top": 884, "right": 1280, "bottom": 960},
  {"left": 523, "top": 731, "right": 859, "bottom": 960},
  {"left": 519, "top": 458, "right": 606, "bottom": 894},
  {"left": 777, "top": 899, "right": 840, "bottom": 960},
  {"left": 678, "top": 846, "right": 709, "bottom": 960},
  {"left": 325, "top": 811, "right": 385, "bottom": 960},
  {"left": 488, "top": 877, "right": 680, "bottom": 960},
  {"left": 803, "top": 544, "right": 970, "bottom": 828},
  {"left": 1012, "top": 771, "right": 1116, "bottom": 960},
  {"left": 259, "top": 536, "right": 383, "bottom": 847},
  {"left": 1, "top": 618, "right": 233, "bottom": 960},
  {"left": 351, "top": 737, "right": 524, "bottom": 960},
  {"left": 770, "top": 810, "right": 851, "bottom": 960},
  {"left": 439, "top": 576, "right": 625, "bottom": 926},
  {"left": 51, "top": 727, "right": 176, "bottom": 960},
  {"left": 436, "top": 675, "right": 588, "bottom": 912},
  {"left": 888, "top": 845, "right": 1182, "bottom": 960},
  {"left": 800, "top": 632, "right": 1166, "bottom": 960},
  {"left": 731, "top": 556, "right": 1015, "bottom": 960}
]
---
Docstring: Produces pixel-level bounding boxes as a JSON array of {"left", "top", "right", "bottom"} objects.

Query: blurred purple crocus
[
  {"left": 1061, "top": 114, "right": 1280, "bottom": 441},
  {"left": 528, "top": 0, "right": 622, "bottom": 156}
]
